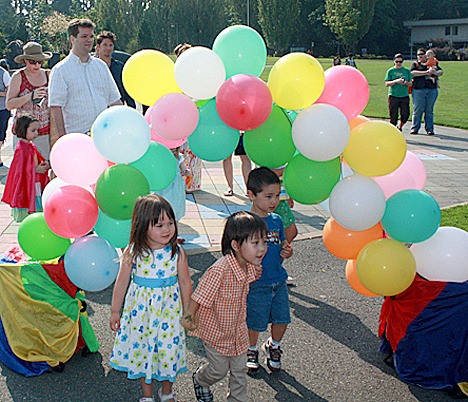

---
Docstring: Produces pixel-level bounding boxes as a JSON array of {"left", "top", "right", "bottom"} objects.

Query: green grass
[
  {"left": 441, "top": 204, "right": 468, "bottom": 232},
  {"left": 262, "top": 57, "right": 468, "bottom": 129}
]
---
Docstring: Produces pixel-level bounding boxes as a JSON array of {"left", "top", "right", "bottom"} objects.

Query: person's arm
[
  {"left": 110, "top": 249, "right": 133, "bottom": 332},
  {"left": 430, "top": 65, "right": 443, "bottom": 77},
  {"left": 49, "top": 106, "right": 66, "bottom": 149},
  {"left": 181, "top": 300, "right": 199, "bottom": 331},
  {"left": 177, "top": 247, "right": 193, "bottom": 314},
  {"left": 5, "top": 73, "right": 28, "bottom": 110},
  {"left": 280, "top": 240, "right": 293, "bottom": 259},
  {"left": 385, "top": 77, "right": 406, "bottom": 87}
]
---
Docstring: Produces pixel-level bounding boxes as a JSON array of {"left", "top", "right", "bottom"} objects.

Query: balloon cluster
[{"left": 17, "top": 24, "right": 468, "bottom": 293}]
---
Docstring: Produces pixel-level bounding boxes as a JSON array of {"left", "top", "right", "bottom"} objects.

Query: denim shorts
[{"left": 246, "top": 281, "right": 291, "bottom": 332}]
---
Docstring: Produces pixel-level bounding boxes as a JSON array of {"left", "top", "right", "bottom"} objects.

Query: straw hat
[{"left": 14, "top": 42, "right": 52, "bottom": 63}]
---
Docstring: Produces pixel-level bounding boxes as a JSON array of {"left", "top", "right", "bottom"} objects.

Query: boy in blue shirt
[{"left": 246, "top": 167, "right": 293, "bottom": 374}]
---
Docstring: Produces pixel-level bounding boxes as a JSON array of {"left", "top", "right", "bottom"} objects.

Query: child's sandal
[{"left": 158, "top": 389, "right": 177, "bottom": 402}]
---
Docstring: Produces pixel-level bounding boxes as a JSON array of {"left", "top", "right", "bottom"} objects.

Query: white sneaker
[{"left": 158, "top": 388, "right": 177, "bottom": 402}]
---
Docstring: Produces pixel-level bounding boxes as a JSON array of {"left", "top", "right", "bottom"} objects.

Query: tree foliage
[
  {"left": 324, "top": 0, "right": 377, "bottom": 52},
  {"left": 258, "top": 0, "right": 300, "bottom": 55}
]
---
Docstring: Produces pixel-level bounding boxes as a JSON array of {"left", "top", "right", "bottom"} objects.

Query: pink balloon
[
  {"left": 44, "top": 185, "right": 99, "bottom": 238},
  {"left": 316, "top": 66, "right": 370, "bottom": 121},
  {"left": 151, "top": 93, "right": 199, "bottom": 140},
  {"left": 144, "top": 106, "right": 187, "bottom": 148},
  {"left": 50, "top": 133, "right": 108, "bottom": 186},
  {"left": 216, "top": 74, "right": 272, "bottom": 130},
  {"left": 371, "top": 151, "right": 426, "bottom": 199}
]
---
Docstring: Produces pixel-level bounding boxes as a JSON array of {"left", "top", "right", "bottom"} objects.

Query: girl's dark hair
[
  {"left": 14, "top": 113, "right": 38, "bottom": 139},
  {"left": 221, "top": 211, "right": 267, "bottom": 255},
  {"left": 130, "top": 194, "right": 178, "bottom": 260}
]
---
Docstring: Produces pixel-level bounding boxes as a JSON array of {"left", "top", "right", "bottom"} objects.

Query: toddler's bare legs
[{"left": 140, "top": 378, "right": 153, "bottom": 398}]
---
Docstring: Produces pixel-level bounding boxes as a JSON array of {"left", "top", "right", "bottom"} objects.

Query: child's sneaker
[
  {"left": 262, "top": 341, "right": 283, "bottom": 372},
  {"left": 246, "top": 349, "right": 260, "bottom": 374},
  {"left": 139, "top": 398, "right": 154, "bottom": 402},
  {"left": 192, "top": 370, "right": 214, "bottom": 402},
  {"left": 158, "top": 389, "right": 177, "bottom": 402}
]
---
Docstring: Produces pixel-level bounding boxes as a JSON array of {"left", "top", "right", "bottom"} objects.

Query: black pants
[{"left": 388, "top": 96, "right": 410, "bottom": 126}]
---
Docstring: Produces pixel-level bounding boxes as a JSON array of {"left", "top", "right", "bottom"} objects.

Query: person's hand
[
  {"left": 399, "top": 77, "right": 405, "bottom": 84},
  {"left": 280, "top": 243, "right": 293, "bottom": 259},
  {"left": 181, "top": 313, "right": 198, "bottom": 331},
  {"left": 35, "top": 161, "right": 48, "bottom": 174},
  {"left": 32, "top": 87, "right": 47, "bottom": 100},
  {"left": 110, "top": 312, "right": 121, "bottom": 332},
  {"left": 287, "top": 198, "right": 294, "bottom": 208}
]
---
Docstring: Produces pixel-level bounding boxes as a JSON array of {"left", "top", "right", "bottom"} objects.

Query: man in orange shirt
[{"left": 182, "top": 211, "right": 267, "bottom": 402}]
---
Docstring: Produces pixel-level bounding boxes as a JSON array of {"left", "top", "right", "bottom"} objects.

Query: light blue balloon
[
  {"left": 381, "top": 190, "right": 441, "bottom": 243},
  {"left": 213, "top": 25, "right": 267, "bottom": 78},
  {"left": 64, "top": 236, "right": 120, "bottom": 292},
  {"left": 92, "top": 105, "right": 151, "bottom": 164},
  {"left": 94, "top": 209, "right": 132, "bottom": 249},
  {"left": 188, "top": 99, "right": 240, "bottom": 162}
]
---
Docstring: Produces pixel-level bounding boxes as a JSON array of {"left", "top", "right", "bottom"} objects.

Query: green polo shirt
[{"left": 385, "top": 66, "right": 412, "bottom": 97}]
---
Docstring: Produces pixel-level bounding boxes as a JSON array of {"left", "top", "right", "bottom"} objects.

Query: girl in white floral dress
[{"left": 110, "top": 194, "right": 193, "bottom": 402}]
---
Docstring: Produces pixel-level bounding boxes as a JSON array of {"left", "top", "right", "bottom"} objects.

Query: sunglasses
[
  {"left": 395, "top": 60, "right": 403, "bottom": 63},
  {"left": 417, "top": 53, "right": 425, "bottom": 56},
  {"left": 25, "top": 59, "right": 42, "bottom": 65}
]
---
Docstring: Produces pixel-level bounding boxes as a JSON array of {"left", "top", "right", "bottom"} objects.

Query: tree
[
  {"left": 258, "top": 0, "right": 300, "bottom": 55},
  {"left": 324, "top": 0, "right": 377, "bottom": 52},
  {"left": 41, "top": 11, "right": 69, "bottom": 53}
]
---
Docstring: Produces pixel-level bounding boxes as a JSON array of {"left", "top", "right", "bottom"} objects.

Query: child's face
[
  {"left": 426, "top": 51, "right": 435, "bottom": 59},
  {"left": 234, "top": 233, "right": 268, "bottom": 267},
  {"left": 146, "top": 211, "right": 176, "bottom": 249},
  {"left": 26, "top": 121, "right": 40, "bottom": 141},
  {"left": 249, "top": 183, "right": 281, "bottom": 217}
]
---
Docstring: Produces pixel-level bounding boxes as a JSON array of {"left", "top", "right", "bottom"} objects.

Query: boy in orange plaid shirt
[{"left": 182, "top": 211, "right": 267, "bottom": 402}]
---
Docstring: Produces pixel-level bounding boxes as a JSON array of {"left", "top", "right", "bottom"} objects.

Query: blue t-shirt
[{"left": 253, "top": 213, "right": 287, "bottom": 286}]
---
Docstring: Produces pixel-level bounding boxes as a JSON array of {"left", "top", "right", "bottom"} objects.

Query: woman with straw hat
[{"left": 6, "top": 42, "right": 52, "bottom": 159}]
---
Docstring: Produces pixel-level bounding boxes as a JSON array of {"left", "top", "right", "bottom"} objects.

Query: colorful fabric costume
[
  {"left": 110, "top": 245, "right": 187, "bottom": 383},
  {"left": 379, "top": 276, "right": 468, "bottom": 394},
  {"left": 1, "top": 140, "right": 48, "bottom": 214}
]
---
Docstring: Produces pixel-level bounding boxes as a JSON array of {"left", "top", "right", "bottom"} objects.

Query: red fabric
[
  {"left": 1, "top": 141, "right": 48, "bottom": 212},
  {"left": 378, "top": 275, "right": 447, "bottom": 351}
]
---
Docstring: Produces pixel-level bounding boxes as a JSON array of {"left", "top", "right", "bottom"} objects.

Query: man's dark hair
[
  {"left": 221, "top": 211, "right": 267, "bottom": 255},
  {"left": 68, "top": 18, "right": 95, "bottom": 37},
  {"left": 247, "top": 166, "right": 280, "bottom": 195},
  {"left": 97, "top": 31, "right": 116, "bottom": 45},
  {"left": 417, "top": 48, "right": 426, "bottom": 54},
  {"left": 393, "top": 53, "right": 404, "bottom": 61}
]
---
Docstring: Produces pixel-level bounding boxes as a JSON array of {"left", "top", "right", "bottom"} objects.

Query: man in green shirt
[{"left": 385, "top": 53, "right": 412, "bottom": 131}]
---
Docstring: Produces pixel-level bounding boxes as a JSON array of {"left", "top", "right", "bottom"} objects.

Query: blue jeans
[{"left": 411, "top": 88, "right": 438, "bottom": 133}]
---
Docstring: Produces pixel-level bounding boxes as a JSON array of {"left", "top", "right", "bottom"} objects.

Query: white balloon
[
  {"left": 410, "top": 226, "right": 468, "bottom": 283},
  {"left": 329, "top": 174, "right": 386, "bottom": 231},
  {"left": 292, "top": 103, "right": 350, "bottom": 162},
  {"left": 92, "top": 106, "right": 150, "bottom": 164},
  {"left": 174, "top": 46, "right": 226, "bottom": 100}
]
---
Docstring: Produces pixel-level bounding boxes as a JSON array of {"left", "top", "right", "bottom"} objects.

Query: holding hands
[
  {"left": 181, "top": 313, "right": 198, "bottom": 331},
  {"left": 280, "top": 243, "right": 293, "bottom": 259}
]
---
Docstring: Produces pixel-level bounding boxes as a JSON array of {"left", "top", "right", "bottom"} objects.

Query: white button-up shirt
[{"left": 48, "top": 53, "right": 121, "bottom": 134}]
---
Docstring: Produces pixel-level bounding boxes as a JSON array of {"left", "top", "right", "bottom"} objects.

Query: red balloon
[
  {"left": 44, "top": 185, "right": 99, "bottom": 238},
  {"left": 216, "top": 74, "right": 272, "bottom": 130}
]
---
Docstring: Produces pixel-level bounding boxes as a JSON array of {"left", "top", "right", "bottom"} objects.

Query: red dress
[{"left": 1, "top": 141, "right": 49, "bottom": 213}]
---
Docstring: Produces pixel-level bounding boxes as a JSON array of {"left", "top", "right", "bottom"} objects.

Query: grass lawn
[
  {"left": 441, "top": 204, "right": 468, "bottom": 232},
  {"left": 261, "top": 57, "right": 468, "bottom": 129}
]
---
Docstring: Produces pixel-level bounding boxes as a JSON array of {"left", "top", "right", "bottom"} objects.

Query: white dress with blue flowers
[{"left": 110, "top": 245, "right": 187, "bottom": 383}]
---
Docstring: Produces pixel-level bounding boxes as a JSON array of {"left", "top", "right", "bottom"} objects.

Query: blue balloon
[
  {"left": 92, "top": 105, "right": 150, "bottom": 164},
  {"left": 93, "top": 209, "right": 132, "bottom": 249},
  {"left": 381, "top": 190, "right": 441, "bottom": 243},
  {"left": 64, "top": 236, "right": 120, "bottom": 291}
]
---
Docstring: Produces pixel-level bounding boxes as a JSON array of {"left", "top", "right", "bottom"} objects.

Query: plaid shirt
[{"left": 191, "top": 253, "right": 261, "bottom": 356}]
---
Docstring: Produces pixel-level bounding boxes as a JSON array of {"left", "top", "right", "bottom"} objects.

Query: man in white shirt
[{"left": 49, "top": 18, "right": 122, "bottom": 147}]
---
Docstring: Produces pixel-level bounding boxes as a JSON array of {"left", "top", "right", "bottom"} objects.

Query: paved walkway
[{"left": 1, "top": 122, "right": 467, "bottom": 256}]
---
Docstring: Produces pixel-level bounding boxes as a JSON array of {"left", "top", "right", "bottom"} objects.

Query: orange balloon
[
  {"left": 345, "top": 260, "right": 379, "bottom": 297},
  {"left": 349, "top": 115, "right": 370, "bottom": 130},
  {"left": 323, "top": 217, "right": 384, "bottom": 260}
]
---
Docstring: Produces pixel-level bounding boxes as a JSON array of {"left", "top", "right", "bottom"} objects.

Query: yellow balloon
[
  {"left": 343, "top": 121, "right": 407, "bottom": 176},
  {"left": 267, "top": 53, "right": 325, "bottom": 110},
  {"left": 356, "top": 238, "right": 416, "bottom": 296},
  {"left": 122, "top": 50, "right": 181, "bottom": 106}
]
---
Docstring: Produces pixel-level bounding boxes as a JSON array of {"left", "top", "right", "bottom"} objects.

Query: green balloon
[
  {"left": 18, "top": 213, "right": 71, "bottom": 261},
  {"left": 212, "top": 25, "right": 267, "bottom": 78},
  {"left": 244, "top": 105, "right": 296, "bottom": 168},
  {"left": 95, "top": 164, "right": 150, "bottom": 220},
  {"left": 188, "top": 99, "right": 240, "bottom": 162},
  {"left": 195, "top": 99, "right": 210, "bottom": 108},
  {"left": 283, "top": 154, "right": 341, "bottom": 204},
  {"left": 94, "top": 209, "right": 132, "bottom": 249},
  {"left": 130, "top": 142, "right": 177, "bottom": 191}
]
